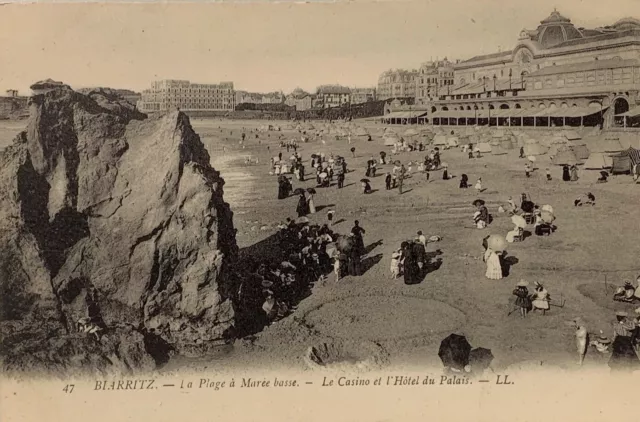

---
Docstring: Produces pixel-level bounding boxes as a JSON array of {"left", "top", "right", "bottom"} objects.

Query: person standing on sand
[
  {"left": 385, "top": 173, "right": 392, "bottom": 190},
  {"left": 512, "top": 280, "right": 531, "bottom": 318},
  {"left": 572, "top": 318, "right": 588, "bottom": 366},
  {"left": 519, "top": 146, "right": 525, "bottom": 159},
  {"left": 351, "top": 220, "right": 366, "bottom": 256},
  {"left": 398, "top": 165, "right": 406, "bottom": 194},
  {"left": 570, "top": 165, "right": 579, "bottom": 182},
  {"left": 296, "top": 193, "right": 308, "bottom": 217}
]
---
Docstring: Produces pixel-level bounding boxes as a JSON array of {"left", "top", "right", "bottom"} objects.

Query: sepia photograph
[{"left": 0, "top": 0, "right": 639, "bottom": 420}]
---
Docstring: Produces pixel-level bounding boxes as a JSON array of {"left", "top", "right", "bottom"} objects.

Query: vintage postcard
[{"left": 0, "top": 1, "right": 639, "bottom": 421}]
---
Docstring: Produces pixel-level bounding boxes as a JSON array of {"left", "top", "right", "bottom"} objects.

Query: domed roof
[
  {"left": 540, "top": 9, "right": 571, "bottom": 25},
  {"left": 536, "top": 10, "right": 584, "bottom": 48},
  {"left": 613, "top": 17, "right": 640, "bottom": 31}
]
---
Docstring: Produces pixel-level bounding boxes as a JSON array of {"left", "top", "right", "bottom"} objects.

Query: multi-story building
[
  {"left": 235, "top": 90, "right": 263, "bottom": 105},
  {"left": 285, "top": 88, "right": 314, "bottom": 111},
  {"left": 261, "top": 92, "right": 285, "bottom": 104},
  {"left": 415, "top": 59, "right": 455, "bottom": 106},
  {"left": 427, "top": 10, "right": 640, "bottom": 129},
  {"left": 377, "top": 69, "right": 419, "bottom": 100},
  {"left": 350, "top": 87, "right": 377, "bottom": 104},
  {"left": 137, "top": 80, "right": 235, "bottom": 113},
  {"left": 316, "top": 85, "right": 351, "bottom": 108}
]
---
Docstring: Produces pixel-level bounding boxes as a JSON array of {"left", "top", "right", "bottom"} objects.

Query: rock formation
[{"left": 0, "top": 82, "right": 238, "bottom": 376}]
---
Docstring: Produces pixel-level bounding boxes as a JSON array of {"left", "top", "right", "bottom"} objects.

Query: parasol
[
  {"left": 336, "top": 235, "right": 354, "bottom": 253},
  {"left": 307, "top": 188, "right": 317, "bottom": 194},
  {"left": 511, "top": 214, "right": 527, "bottom": 229},
  {"left": 472, "top": 199, "right": 485, "bottom": 206},
  {"left": 394, "top": 160, "right": 402, "bottom": 166},
  {"left": 469, "top": 347, "right": 494, "bottom": 372},
  {"left": 540, "top": 204, "right": 554, "bottom": 214},
  {"left": 540, "top": 211, "right": 555, "bottom": 224},
  {"left": 319, "top": 172, "right": 328, "bottom": 179},
  {"left": 295, "top": 216, "right": 310, "bottom": 224},
  {"left": 486, "top": 234, "right": 507, "bottom": 252},
  {"left": 527, "top": 156, "right": 536, "bottom": 162},
  {"left": 293, "top": 188, "right": 306, "bottom": 195},
  {"left": 360, "top": 178, "right": 370, "bottom": 183},
  {"left": 438, "top": 334, "right": 472, "bottom": 370}
]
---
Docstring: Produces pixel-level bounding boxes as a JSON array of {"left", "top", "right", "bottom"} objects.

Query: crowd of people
[{"left": 235, "top": 122, "right": 640, "bottom": 372}]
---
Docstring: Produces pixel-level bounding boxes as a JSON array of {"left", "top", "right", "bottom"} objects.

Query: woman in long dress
[
  {"left": 307, "top": 192, "right": 316, "bottom": 214},
  {"left": 570, "top": 165, "right": 579, "bottom": 181},
  {"left": 402, "top": 242, "right": 420, "bottom": 285},
  {"left": 562, "top": 165, "right": 570, "bottom": 181},
  {"left": 296, "top": 193, "right": 308, "bottom": 217},
  {"left": 574, "top": 318, "right": 588, "bottom": 366},
  {"left": 484, "top": 248, "right": 503, "bottom": 280}
]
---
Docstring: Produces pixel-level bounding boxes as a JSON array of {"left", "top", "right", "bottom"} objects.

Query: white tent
[
  {"left": 476, "top": 142, "right": 492, "bottom": 153},
  {"left": 447, "top": 136, "right": 459, "bottom": 147},
  {"left": 523, "top": 142, "right": 548, "bottom": 156},
  {"left": 433, "top": 134, "right": 448, "bottom": 146},
  {"left": 583, "top": 152, "right": 614, "bottom": 169},
  {"left": 383, "top": 133, "right": 400, "bottom": 146}
]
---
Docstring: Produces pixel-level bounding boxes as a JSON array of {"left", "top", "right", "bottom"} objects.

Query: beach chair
[
  {"left": 523, "top": 212, "right": 535, "bottom": 225},
  {"left": 512, "top": 228, "right": 525, "bottom": 243}
]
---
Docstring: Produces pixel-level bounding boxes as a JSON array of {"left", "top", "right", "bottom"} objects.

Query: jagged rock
[
  {"left": 0, "top": 82, "right": 238, "bottom": 373},
  {"left": 2, "top": 325, "right": 156, "bottom": 378}
]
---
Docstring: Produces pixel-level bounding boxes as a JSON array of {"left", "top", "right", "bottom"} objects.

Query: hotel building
[{"left": 137, "top": 80, "right": 235, "bottom": 113}]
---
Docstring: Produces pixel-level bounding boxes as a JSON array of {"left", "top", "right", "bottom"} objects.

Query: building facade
[
  {"left": 137, "top": 80, "right": 235, "bottom": 113},
  {"left": 426, "top": 11, "right": 640, "bottom": 129},
  {"left": 377, "top": 69, "right": 419, "bottom": 100},
  {"left": 350, "top": 87, "right": 377, "bottom": 104},
  {"left": 285, "top": 88, "right": 314, "bottom": 111},
  {"left": 415, "top": 59, "right": 455, "bottom": 105},
  {"left": 316, "top": 85, "right": 351, "bottom": 108}
]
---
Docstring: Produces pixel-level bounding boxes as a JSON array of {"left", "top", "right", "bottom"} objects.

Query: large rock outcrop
[{"left": 0, "top": 82, "right": 238, "bottom": 375}]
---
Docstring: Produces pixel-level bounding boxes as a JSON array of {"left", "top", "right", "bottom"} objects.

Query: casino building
[{"left": 385, "top": 10, "right": 640, "bottom": 129}]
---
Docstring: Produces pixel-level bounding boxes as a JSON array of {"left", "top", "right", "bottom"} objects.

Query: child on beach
[
  {"left": 327, "top": 209, "right": 335, "bottom": 227},
  {"left": 390, "top": 250, "right": 403, "bottom": 279},
  {"left": 475, "top": 178, "right": 483, "bottom": 192},
  {"left": 545, "top": 168, "right": 552, "bottom": 181}
]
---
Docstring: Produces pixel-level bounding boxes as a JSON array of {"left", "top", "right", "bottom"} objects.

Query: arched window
[
  {"left": 489, "top": 105, "right": 495, "bottom": 110},
  {"left": 515, "top": 104, "right": 522, "bottom": 109},
  {"left": 442, "top": 106, "right": 449, "bottom": 111},
  {"left": 539, "top": 103, "right": 546, "bottom": 109},
  {"left": 501, "top": 69, "right": 504, "bottom": 77}
]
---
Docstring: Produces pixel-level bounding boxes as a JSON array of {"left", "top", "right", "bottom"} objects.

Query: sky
[{"left": 0, "top": 0, "right": 637, "bottom": 95}]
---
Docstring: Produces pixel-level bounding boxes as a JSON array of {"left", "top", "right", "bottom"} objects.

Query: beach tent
[
  {"left": 433, "top": 134, "right": 448, "bottom": 146},
  {"left": 551, "top": 148, "right": 579, "bottom": 166},
  {"left": 404, "top": 128, "right": 419, "bottom": 137},
  {"left": 355, "top": 127, "right": 369, "bottom": 136},
  {"left": 491, "top": 145, "right": 508, "bottom": 155},
  {"left": 492, "top": 129, "right": 505, "bottom": 138},
  {"left": 447, "top": 136, "right": 459, "bottom": 147},
  {"left": 562, "top": 130, "right": 582, "bottom": 141},
  {"left": 476, "top": 142, "right": 492, "bottom": 153},
  {"left": 500, "top": 139, "right": 515, "bottom": 150},
  {"left": 583, "top": 152, "right": 613, "bottom": 169},
  {"left": 571, "top": 144, "right": 590, "bottom": 160},
  {"left": 611, "top": 147, "right": 640, "bottom": 174},
  {"left": 523, "top": 142, "right": 548, "bottom": 156},
  {"left": 383, "top": 133, "right": 400, "bottom": 146},
  {"left": 588, "top": 137, "right": 625, "bottom": 153},
  {"left": 489, "top": 138, "right": 501, "bottom": 146}
]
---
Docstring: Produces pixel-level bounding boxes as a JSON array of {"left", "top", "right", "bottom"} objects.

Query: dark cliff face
[{"left": 0, "top": 84, "right": 238, "bottom": 375}]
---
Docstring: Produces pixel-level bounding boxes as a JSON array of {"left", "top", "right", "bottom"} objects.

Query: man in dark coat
[
  {"left": 401, "top": 241, "right": 421, "bottom": 285},
  {"left": 351, "top": 221, "right": 366, "bottom": 256}
]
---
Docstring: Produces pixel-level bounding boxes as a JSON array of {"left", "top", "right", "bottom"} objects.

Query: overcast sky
[{"left": 0, "top": 0, "right": 637, "bottom": 95}]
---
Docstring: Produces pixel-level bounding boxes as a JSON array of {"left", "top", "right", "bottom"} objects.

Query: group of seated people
[
  {"left": 613, "top": 277, "right": 640, "bottom": 303},
  {"left": 236, "top": 220, "right": 339, "bottom": 329}
]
